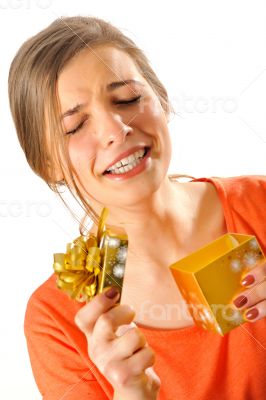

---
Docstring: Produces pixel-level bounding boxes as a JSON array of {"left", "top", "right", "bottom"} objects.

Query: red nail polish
[
  {"left": 104, "top": 287, "right": 120, "bottom": 299},
  {"left": 245, "top": 308, "right": 259, "bottom": 321},
  {"left": 233, "top": 295, "right": 248, "bottom": 308},
  {"left": 241, "top": 274, "right": 255, "bottom": 286}
]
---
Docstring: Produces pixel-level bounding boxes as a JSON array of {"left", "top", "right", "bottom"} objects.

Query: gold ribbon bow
[{"left": 53, "top": 208, "right": 109, "bottom": 302}]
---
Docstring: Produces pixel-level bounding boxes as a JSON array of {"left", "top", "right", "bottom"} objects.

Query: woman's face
[{"left": 56, "top": 46, "right": 172, "bottom": 208}]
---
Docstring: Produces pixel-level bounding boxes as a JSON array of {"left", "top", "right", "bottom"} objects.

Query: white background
[{"left": 1, "top": 0, "right": 266, "bottom": 398}]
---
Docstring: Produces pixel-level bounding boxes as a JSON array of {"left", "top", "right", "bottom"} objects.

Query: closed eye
[
  {"left": 115, "top": 95, "right": 142, "bottom": 105},
  {"left": 65, "top": 96, "right": 142, "bottom": 135},
  {"left": 65, "top": 118, "right": 88, "bottom": 136}
]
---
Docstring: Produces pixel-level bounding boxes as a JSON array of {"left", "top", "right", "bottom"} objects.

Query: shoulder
[
  {"left": 210, "top": 175, "right": 266, "bottom": 252},
  {"left": 191, "top": 174, "right": 266, "bottom": 194},
  {"left": 211, "top": 174, "right": 266, "bottom": 196},
  {"left": 24, "top": 273, "right": 83, "bottom": 332},
  {"left": 23, "top": 275, "right": 110, "bottom": 398},
  {"left": 209, "top": 175, "right": 266, "bottom": 212},
  {"left": 190, "top": 174, "right": 266, "bottom": 209},
  {"left": 188, "top": 175, "right": 266, "bottom": 247}
]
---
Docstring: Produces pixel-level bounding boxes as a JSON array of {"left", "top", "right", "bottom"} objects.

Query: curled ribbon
[{"left": 53, "top": 208, "right": 108, "bottom": 302}]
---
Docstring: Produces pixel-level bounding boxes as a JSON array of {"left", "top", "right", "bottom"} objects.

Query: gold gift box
[
  {"left": 53, "top": 209, "right": 128, "bottom": 303},
  {"left": 98, "top": 228, "right": 128, "bottom": 296},
  {"left": 169, "top": 233, "right": 265, "bottom": 335}
]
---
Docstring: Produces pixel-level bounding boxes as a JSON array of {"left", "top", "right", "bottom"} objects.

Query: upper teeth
[{"left": 106, "top": 149, "right": 146, "bottom": 172}]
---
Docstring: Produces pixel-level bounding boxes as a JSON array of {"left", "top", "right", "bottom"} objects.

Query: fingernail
[
  {"left": 233, "top": 295, "right": 248, "bottom": 308},
  {"left": 104, "top": 286, "right": 120, "bottom": 299},
  {"left": 241, "top": 274, "right": 255, "bottom": 286},
  {"left": 245, "top": 308, "right": 259, "bottom": 321}
]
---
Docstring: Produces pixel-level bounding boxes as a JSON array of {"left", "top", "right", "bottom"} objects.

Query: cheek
[
  {"left": 139, "top": 96, "right": 168, "bottom": 128},
  {"left": 68, "top": 134, "right": 97, "bottom": 172}
]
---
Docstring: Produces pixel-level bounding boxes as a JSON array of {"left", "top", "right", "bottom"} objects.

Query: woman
[{"left": 8, "top": 16, "right": 266, "bottom": 400}]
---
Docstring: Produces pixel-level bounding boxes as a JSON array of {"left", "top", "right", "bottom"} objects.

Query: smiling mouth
[{"left": 103, "top": 147, "right": 150, "bottom": 175}]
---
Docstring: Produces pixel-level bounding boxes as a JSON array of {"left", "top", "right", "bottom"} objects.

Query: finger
[
  {"left": 116, "top": 321, "right": 137, "bottom": 337},
  {"left": 122, "top": 346, "right": 156, "bottom": 377},
  {"left": 93, "top": 304, "right": 136, "bottom": 342},
  {"left": 74, "top": 287, "right": 120, "bottom": 335},
  {"left": 241, "top": 260, "right": 266, "bottom": 287},
  {"left": 101, "top": 346, "right": 156, "bottom": 389},
  {"left": 244, "top": 299, "right": 266, "bottom": 322},
  {"left": 111, "top": 327, "right": 147, "bottom": 360},
  {"left": 97, "top": 327, "right": 147, "bottom": 366},
  {"left": 232, "top": 279, "right": 266, "bottom": 310}
]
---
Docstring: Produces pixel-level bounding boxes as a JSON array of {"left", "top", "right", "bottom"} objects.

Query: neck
[{"left": 103, "top": 177, "right": 193, "bottom": 250}]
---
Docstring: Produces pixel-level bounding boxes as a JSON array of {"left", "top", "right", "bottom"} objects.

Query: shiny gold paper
[
  {"left": 53, "top": 208, "right": 128, "bottom": 302},
  {"left": 170, "top": 233, "right": 265, "bottom": 335}
]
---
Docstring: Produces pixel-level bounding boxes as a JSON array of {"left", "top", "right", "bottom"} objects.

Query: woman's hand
[
  {"left": 74, "top": 287, "right": 161, "bottom": 400},
  {"left": 233, "top": 260, "right": 266, "bottom": 322}
]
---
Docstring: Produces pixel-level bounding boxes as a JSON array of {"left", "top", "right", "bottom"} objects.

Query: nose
[{"left": 93, "top": 111, "right": 132, "bottom": 147}]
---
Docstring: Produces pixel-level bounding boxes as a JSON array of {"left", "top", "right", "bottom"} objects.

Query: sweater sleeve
[{"left": 24, "top": 288, "right": 110, "bottom": 400}]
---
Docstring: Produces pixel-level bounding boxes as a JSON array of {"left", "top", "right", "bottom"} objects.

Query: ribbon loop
[{"left": 53, "top": 208, "right": 108, "bottom": 302}]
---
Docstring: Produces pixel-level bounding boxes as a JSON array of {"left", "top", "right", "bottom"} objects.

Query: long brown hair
[{"left": 8, "top": 16, "right": 194, "bottom": 233}]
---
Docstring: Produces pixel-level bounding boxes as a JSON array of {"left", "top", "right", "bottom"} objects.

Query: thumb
[{"left": 74, "top": 286, "right": 120, "bottom": 335}]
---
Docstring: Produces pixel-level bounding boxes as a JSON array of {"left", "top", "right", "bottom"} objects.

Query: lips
[{"left": 102, "top": 145, "right": 150, "bottom": 175}]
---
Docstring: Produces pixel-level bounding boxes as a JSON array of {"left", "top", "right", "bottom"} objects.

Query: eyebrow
[
  {"left": 61, "top": 79, "right": 144, "bottom": 120},
  {"left": 106, "top": 79, "right": 144, "bottom": 91}
]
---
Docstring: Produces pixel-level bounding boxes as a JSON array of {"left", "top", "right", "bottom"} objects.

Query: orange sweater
[{"left": 24, "top": 175, "right": 266, "bottom": 400}]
